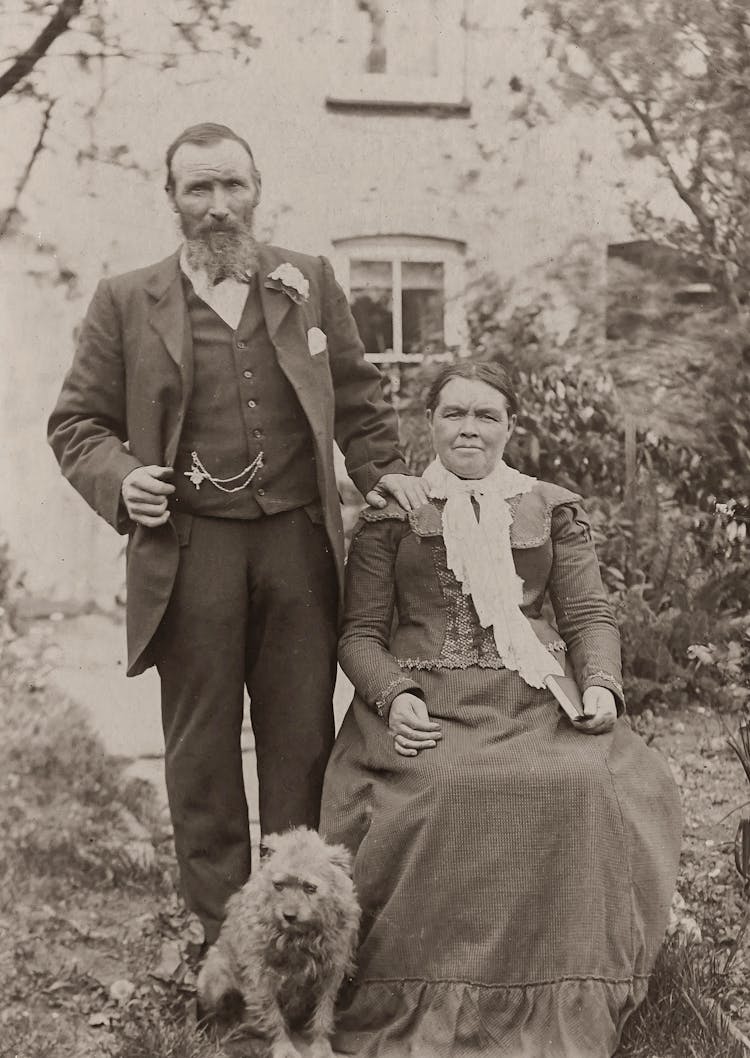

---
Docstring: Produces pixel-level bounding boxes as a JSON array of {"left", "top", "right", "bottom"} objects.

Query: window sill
[
  {"left": 364, "top": 352, "right": 426, "bottom": 364},
  {"left": 326, "top": 95, "right": 471, "bottom": 116}
]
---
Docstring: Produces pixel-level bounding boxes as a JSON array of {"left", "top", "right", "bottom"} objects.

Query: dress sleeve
[
  {"left": 338, "top": 515, "right": 424, "bottom": 720},
  {"left": 548, "top": 502, "right": 626, "bottom": 714}
]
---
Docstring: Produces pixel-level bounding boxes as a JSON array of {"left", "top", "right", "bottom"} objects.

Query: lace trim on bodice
[
  {"left": 394, "top": 538, "right": 567, "bottom": 672},
  {"left": 587, "top": 670, "right": 625, "bottom": 702}
]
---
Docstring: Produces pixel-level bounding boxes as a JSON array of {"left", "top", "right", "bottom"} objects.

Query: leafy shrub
[{"left": 0, "top": 634, "right": 163, "bottom": 893}]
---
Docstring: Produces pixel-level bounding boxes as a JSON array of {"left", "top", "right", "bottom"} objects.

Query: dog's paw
[
  {"left": 269, "top": 1040, "right": 303, "bottom": 1058},
  {"left": 308, "top": 1038, "right": 336, "bottom": 1058}
]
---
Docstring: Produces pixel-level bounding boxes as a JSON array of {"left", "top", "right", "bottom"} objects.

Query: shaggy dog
[{"left": 197, "top": 827, "right": 360, "bottom": 1058}]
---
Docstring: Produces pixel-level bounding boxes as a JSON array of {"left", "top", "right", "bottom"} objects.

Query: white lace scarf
[{"left": 422, "top": 457, "right": 565, "bottom": 689}]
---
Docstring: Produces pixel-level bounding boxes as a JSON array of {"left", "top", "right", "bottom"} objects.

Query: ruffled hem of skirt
[{"left": 333, "top": 975, "right": 649, "bottom": 1058}]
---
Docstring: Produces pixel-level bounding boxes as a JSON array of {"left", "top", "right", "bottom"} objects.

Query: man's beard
[{"left": 182, "top": 216, "right": 260, "bottom": 284}]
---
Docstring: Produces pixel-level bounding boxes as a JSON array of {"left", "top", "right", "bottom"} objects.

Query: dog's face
[
  {"left": 258, "top": 828, "right": 355, "bottom": 936},
  {"left": 267, "top": 871, "right": 328, "bottom": 933}
]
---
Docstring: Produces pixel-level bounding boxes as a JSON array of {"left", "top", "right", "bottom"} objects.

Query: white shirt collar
[{"left": 179, "top": 245, "right": 252, "bottom": 331}]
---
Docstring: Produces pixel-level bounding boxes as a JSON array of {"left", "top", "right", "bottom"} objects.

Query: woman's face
[{"left": 428, "top": 376, "right": 517, "bottom": 479}]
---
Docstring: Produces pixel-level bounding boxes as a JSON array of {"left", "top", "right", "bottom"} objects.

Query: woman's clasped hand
[{"left": 388, "top": 692, "right": 442, "bottom": 755}]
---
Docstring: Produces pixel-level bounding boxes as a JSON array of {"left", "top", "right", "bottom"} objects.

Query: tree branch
[
  {"left": 731, "top": 5, "right": 750, "bottom": 72},
  {"left": 559, "top": 17, "right": 720, "bottom": 248},
  {"left": 0, "top": 96, "right": 55, "bottom": 239},
  {"left": 0, "top": 0, "right": 84, "bottom": 100},
  {"left": 557, "top": 14, "right": 750, "bottom": 314}
]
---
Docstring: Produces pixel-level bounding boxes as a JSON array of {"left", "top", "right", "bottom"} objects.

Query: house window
[
  {"left": 350, "top": 259, "right": 446, "bottom": 357},
  {"left": 328, "top": 0, "right": 469, "bottom": 111},
  {"left": 333, "top": 235, "right": 466, "bottom": 362}
]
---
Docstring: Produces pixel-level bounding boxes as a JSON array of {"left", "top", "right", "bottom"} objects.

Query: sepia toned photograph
[{"left": 1, "top": 2, "right": 749, "bottom": 1056}]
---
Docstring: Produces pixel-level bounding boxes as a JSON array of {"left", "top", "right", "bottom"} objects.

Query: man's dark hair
[
  {"left": 164, "top": 122, "right": 260, "bottom": 192},
  {"left": 425, "top": 361, "right": 520, "bottom": 419}
]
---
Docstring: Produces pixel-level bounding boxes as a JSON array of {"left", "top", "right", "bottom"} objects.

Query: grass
[
  {"left": 111, "top": 1012, "right": 231, "bottom": 1058},
  {"left": 616, "top": 935, "right": 747, "bottom": 1057}
]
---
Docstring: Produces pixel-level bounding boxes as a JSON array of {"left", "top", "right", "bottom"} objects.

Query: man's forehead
[{"left": 171, "top": 139, "right": 254, "bottom": 181}]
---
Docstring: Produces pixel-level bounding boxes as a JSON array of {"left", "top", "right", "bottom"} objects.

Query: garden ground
[{"left": 1, "top": 611, "right": 748, "bottom": 1058}]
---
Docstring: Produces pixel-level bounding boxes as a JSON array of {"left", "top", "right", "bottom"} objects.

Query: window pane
[
  {"left": 402, "top": 261, "right": 444, "bottom": 291},
  {"left": 387, "top": 0, "right": 439, "bottom": 78},
  {"left": 350, "top": 259, "right": 393, "bottom": 355},
  {"left": 402, "top": 262, "right": 444, "bottom": 354},
  {"left": 356, "top": 0, "right": 386, "bottom": 73},
  {"left": 350, "top": 259, "right": 391, "bottom": 289},
  {"left": 356, "top": 0, "right": 439, "bottom": 77}
]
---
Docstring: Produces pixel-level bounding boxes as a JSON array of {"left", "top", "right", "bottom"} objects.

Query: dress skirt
[{"left": 320, "top": 666, "right": 681, "bottom": 1058}]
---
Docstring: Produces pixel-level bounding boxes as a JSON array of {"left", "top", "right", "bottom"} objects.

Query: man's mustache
[{"left": 199, "top": 220, "right": 242, "bottom": 235}]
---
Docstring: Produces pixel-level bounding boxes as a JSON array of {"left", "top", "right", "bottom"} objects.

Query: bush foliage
[{"left": 0, "top": 609, "right": 164, "bottom": 896}]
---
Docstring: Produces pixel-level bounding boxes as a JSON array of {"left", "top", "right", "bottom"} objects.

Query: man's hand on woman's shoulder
[{"left": 366, "top": 473, "right": 431, "bottom": 512}]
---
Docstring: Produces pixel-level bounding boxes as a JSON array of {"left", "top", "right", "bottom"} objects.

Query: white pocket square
[{"left": 307, "top": 326, "right": 327, "bottom": 356}]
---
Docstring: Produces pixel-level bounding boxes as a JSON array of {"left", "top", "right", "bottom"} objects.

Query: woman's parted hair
[
  {"left": 164, "top": 122, "right": 260, "bottom": 192},
  {"left": 424, "top": 361, "right": 519, "bottom": 419}
]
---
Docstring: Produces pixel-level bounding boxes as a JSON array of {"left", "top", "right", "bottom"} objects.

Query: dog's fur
[{"left": 197, "top": 827, "right": 360, "bottom": 1058}]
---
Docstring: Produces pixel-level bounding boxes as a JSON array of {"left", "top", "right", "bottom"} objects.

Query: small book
[{"left": 544, "top": 673, "right": 586, "bottom": 722}]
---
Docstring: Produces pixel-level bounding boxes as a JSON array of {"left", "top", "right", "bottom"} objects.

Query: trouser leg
[
  {"left": 152, "top": 517, "right": 252, "bottom": 943},
  {"left": 244, "top": 508, "right": 338, "bottom": 836}
]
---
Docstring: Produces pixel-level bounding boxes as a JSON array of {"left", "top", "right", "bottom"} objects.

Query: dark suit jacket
[{"left": 48, "top": 244, "right": 406, "bottom": 675}]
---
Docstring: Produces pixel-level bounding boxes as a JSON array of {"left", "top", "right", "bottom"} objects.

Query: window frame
[
  {"left": 327, "top": 0, "right": 470, "bottom": 111},
  {"left": 332, "top": 234, "right": 467, "bottom": 362}
]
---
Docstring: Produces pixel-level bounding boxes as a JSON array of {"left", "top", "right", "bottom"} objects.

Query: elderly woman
[{"left": 320, "top": 362, "right": 681, "bottom": 1058}]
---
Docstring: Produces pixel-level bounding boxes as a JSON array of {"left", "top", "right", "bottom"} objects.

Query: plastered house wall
[{"left": 1, "top": 0, "right": 625, "bottom": 609}]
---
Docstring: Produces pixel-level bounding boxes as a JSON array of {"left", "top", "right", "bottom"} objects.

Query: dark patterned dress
[{"left": 320, "top": 483, "right": 681, "bottom": 1058}]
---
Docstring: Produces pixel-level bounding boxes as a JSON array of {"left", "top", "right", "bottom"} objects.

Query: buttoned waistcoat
[{"left": 48, "top": 244, "right": 406, "bottom": 676}]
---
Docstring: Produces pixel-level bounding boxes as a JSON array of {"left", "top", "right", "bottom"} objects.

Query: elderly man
[{"left": 49, "top": 122, "right": 426, "bottom": 943}]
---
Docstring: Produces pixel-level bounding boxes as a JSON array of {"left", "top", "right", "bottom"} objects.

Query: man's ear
[
  {"left": 167, "top": 189, "right": 178, "bottom": 212},
  {"left": 253, "top": 170, "right": 262, "bottom": 208},
  {"left": 507, "top": 414, "right": 517, "bottom": 438},
  {"left": 425, "top": 408, "right": 433, "bottom": 427}
]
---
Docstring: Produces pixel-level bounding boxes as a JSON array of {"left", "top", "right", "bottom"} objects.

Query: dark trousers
[{"left": 151, "top": 509, "right": 338, "bottom": 942}]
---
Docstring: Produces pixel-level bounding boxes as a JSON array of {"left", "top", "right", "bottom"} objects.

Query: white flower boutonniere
[{"left": 265, "top": 263, "right": 310, "bottom": 304}]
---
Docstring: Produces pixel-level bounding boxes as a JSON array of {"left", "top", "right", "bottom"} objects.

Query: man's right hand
[{"left": 121, "top": 465, "right": 175, "bottom": 527}]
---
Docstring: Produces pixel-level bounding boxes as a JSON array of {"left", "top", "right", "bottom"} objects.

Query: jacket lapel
[
  {"left": 256, "top": 245, "right": 326, "bottom": 435},
  {"left": 145, "top": 251, "right": 191, "bottom": 370},
  {"left": 257, "top": 245, "right": 295, "bottom": 338},
  {"left": 144, "top": 251, "right": 193, "bottom": 465}
]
